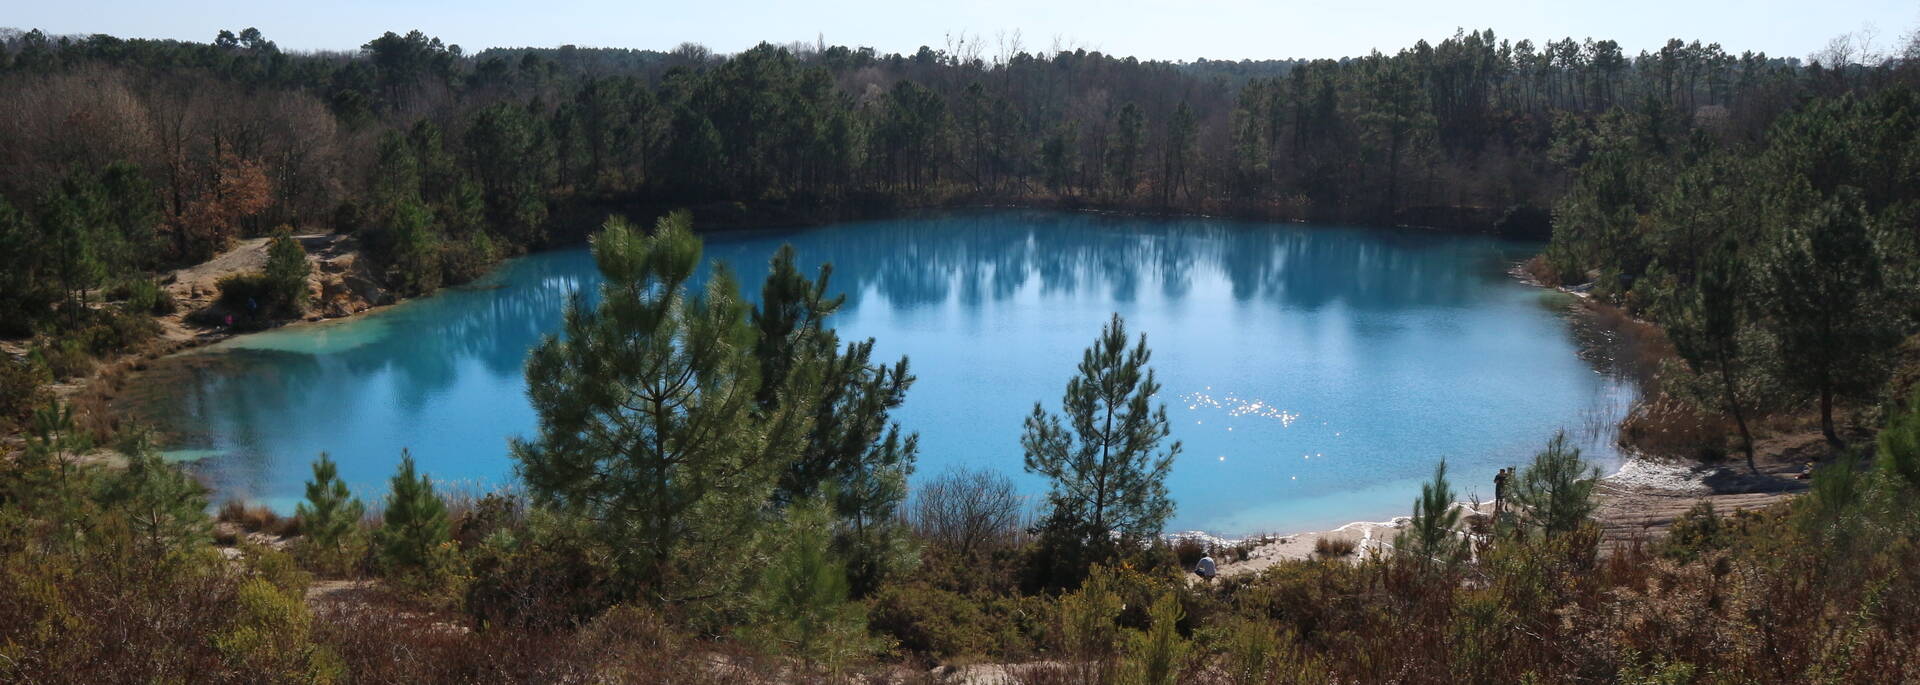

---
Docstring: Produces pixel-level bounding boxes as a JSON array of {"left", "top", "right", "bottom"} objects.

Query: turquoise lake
[{"left": 128, "top": 210, "right": 1635, "bottom": 535}]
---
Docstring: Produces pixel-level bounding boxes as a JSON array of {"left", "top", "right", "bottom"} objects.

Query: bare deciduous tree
[{"left": 910, "top": 466, "right": 1025, "bottom": 558}]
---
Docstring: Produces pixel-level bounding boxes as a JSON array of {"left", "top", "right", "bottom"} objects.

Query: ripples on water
[{"left": 121, "top": 210, "right": 1636, "bottom": 535}]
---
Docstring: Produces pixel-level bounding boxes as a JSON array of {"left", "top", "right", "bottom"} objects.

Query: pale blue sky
[{"left": 11, "top": 0, "right": 1918, "bottom": 62}]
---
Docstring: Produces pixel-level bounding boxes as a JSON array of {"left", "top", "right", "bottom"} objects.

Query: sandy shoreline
[{"left": 1184, "top": 448, "right": 1810, "bottom": 578}]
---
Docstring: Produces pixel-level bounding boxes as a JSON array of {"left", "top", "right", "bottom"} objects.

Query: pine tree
[
  {"left": 1509, "top": 431, "right": 1600, "bottom": 539},
  {"left": 753, "top": 243, "right": 920, "bottom": 595},
  {"left": 1395, "top": 459, "right": 1462, "bottom": 568},
  {"left": 1759, "top": 188, "right": 1901, "bottom": 447},
  {"left": 1023, "top": 313, "right": 1180, "bottom": 560},
  {"left": 1668, "top": 240, "right": 1760, "bottom": 472},
  {"left": 296, "top": 453, "right": 364, "bottom": 551},
  {"left": 512, "top": 212, "right": 803, "bottom": 599},
  {"left": 1878, "top": 389, "right": 1920, "bottom": 493},
  {"left": 374, "top": 449, "right": 449, "bottom": 575},
  {"left": 264, "top": 228, "right": 310, "bottom": 315},
  {"left": 743, "top": 496, "right": 877, "bottom": 672},
  {"left": 102, "top": 431, "right": 211, "bottom": 561}
]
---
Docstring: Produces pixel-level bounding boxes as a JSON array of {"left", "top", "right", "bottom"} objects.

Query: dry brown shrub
[
  {"left": 1620, "top": 392, "right": 1729, "bottom": 460},
  {"left": 1312, "top": 536, "right": 1356, "bottom": 558}
]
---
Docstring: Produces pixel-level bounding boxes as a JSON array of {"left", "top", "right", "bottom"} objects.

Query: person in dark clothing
[{"left": 1493, "top": 467, "right": 1511, "bottom": 517}]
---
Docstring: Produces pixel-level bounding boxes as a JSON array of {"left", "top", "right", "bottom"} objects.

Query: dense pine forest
[{"left": 4, "top": 23, "right": 1920, "bottom": 683}]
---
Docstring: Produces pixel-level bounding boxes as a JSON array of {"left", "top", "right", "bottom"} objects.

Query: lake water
[{"left": 124, "top": 210, "right": 1635, "bottom": 535}]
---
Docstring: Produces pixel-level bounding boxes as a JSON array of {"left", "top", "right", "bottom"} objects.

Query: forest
[{"left": 3, "top": 22, "right": 1920, "bottom": 683}]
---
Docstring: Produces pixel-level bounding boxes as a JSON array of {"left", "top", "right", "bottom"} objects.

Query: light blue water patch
[{"left": 128, "top": 210, "right": 1634, "bottom": 535}]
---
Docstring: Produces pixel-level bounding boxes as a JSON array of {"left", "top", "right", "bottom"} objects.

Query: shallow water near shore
[{"left": 122, "top": 209, "right": 1634, "bottom": 535}]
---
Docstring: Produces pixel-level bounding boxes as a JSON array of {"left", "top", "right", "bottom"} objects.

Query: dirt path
[{"left": 1593, "top": 429, "right": 1843, "bottom": 545}]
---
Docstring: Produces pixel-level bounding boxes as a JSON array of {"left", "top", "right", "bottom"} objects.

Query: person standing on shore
[{"left": 1494, "top": 467, "right": 1511, "bottom": 518}]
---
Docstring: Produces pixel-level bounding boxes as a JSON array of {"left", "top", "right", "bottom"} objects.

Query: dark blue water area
[{"left": 127, "top": 209, "right": 1633, "bottom": 536}]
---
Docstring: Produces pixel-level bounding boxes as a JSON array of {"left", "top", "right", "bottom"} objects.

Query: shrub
[
  {"left": 867, "top": 582, "right": 995, "bottom": 659},
  {"left": 215, "top": 577, "right": 345, "bottom": 682},
  {"left": 118, "top": 278, "right": 176, "bottom": 316},
  {"left": 33, "top": 337, "right": 93, "bottom": 380},
  {"left": 219, "top": 500, "right": 298, "bottom": 537},
  {"left": 0, "top": 358, "right": 52, "bottom": 429},
  {"left": 464, "top": 510, "right": 613, "bottom": 632},
  {"left": 1312, "top": 536, "right": 1356, "bottom": 558},
  {"left": 1116, "top": 591, "right": 1191, "bottom": 685},
  {"left": 214, "top": 272, "right": 279, "bottom": 325},
  {"left": 911, "top": 466, "right": 1025, "bottom": 561},
  {"left": 1659, "top": 500, "right": 1725, "bottom": 562},
  {"left": 1171, "top": 537, "right": 1207, "bottom": 569}
]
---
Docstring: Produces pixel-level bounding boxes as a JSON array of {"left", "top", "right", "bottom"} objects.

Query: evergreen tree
[
  {"left": 1878, "top": 389, "right": 1920, "bottom": 494},
  {"left": 511, "top": 212, "right": 805, "bottom": 599},
  {"left": 1509, "top": 431, "right": 1600, "bottom": 539},
  {"left": 374, "top": 449, "right": 450, "bottom": 575},
  {"left": 753, "top": 244, "right": 920, "bottom": 595},
  {"left": 39, "top": 180, "right": 106, "bottom": 318},
  {"left": 1668, "top": 241, "right": 1759, "bottom": 471},
  {"left": 1395, "top": 459, "right": 1462, "bottom": 569},
  {"left": 1107, "top": 103, "right": 1147, "bottom": 199},
  {"left": 1760, "top": 188, "right": 1901, "bottom": 447},
  {"left": 264, "top": 228, "right": 310, "bottom": 314},
  {"left": 1023, "top": 313, "right": 1180, "bottom": 559},
  {"left": 296, "top": 452, "right": 365, "bottom": 551},
  {"left": 101, "top": 431, "right": 211, "bottom": 561},
  {"left": 743, "top": 496, "right": 877, "bottom": 671}
]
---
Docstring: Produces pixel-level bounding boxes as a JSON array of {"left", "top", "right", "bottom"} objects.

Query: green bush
[
  {"left": 115, "top": 278, "right": 175, "bottom": 316},
  {"left": 81, "top": 305, "right": 160, "bottom": 354},
  {"left": 867, "top": 583, "right": 995, "bottom": 659},
  {"left": 1659, "top": 500, "right": 1725, "bottom": 562},
  {"left": 0, "top": 358, "right": 52, "bottom": 429},
  {"left": 1116, "top": 591, "right": 1191, "bottom": 685},
  {"left": 464, "top": 510, "right": 614, "bottom": 632},
  {"left": 214, "top": 272, "right": 280, "bottom": 326},
  {"left": 32, "top": 337, "right": 92, "bottom": 380}
]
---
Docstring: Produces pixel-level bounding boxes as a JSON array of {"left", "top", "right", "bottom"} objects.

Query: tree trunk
[
  {"left": 1719, "top": 361, "right": 1757, "bottom": 473},
  {"left": 1819, "top": 387, "right": 1843, "bottom": 448}
]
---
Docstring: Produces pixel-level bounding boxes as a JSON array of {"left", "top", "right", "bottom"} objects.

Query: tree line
[{"left": 5, "top": 27, "right": 1915, "bottom": 327}]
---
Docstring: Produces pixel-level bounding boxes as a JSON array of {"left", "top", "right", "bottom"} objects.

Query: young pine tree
[
  {"left": 296, "top": 453, "right": 365, "bottom": 555},
  {"left": 1509, "top": 431, "right": 1601, "bottom": 539},
  {"left": 512, "top": 212, "right": 805, "bottom": 601},
  {"left": 1876, "top": 389, "right": 1920, "bottom": 494},
  {"left": 374, "top": 449, "right": 449, "bottom": 576},
  {"left": 1395, "top": 459, "right": 1462, "bottom": 569},
  {"left": 101, "top": 430, "right": 211, "bottom": 561},
  {"left": 744, "top": 497, "right": 878, "bottom": 672},
  {"left": 1023, "top": 313, "right": 1181, "bottom": 559},
  {"left": 263, "top": 228, "right": 310, "bottom": 315}
]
